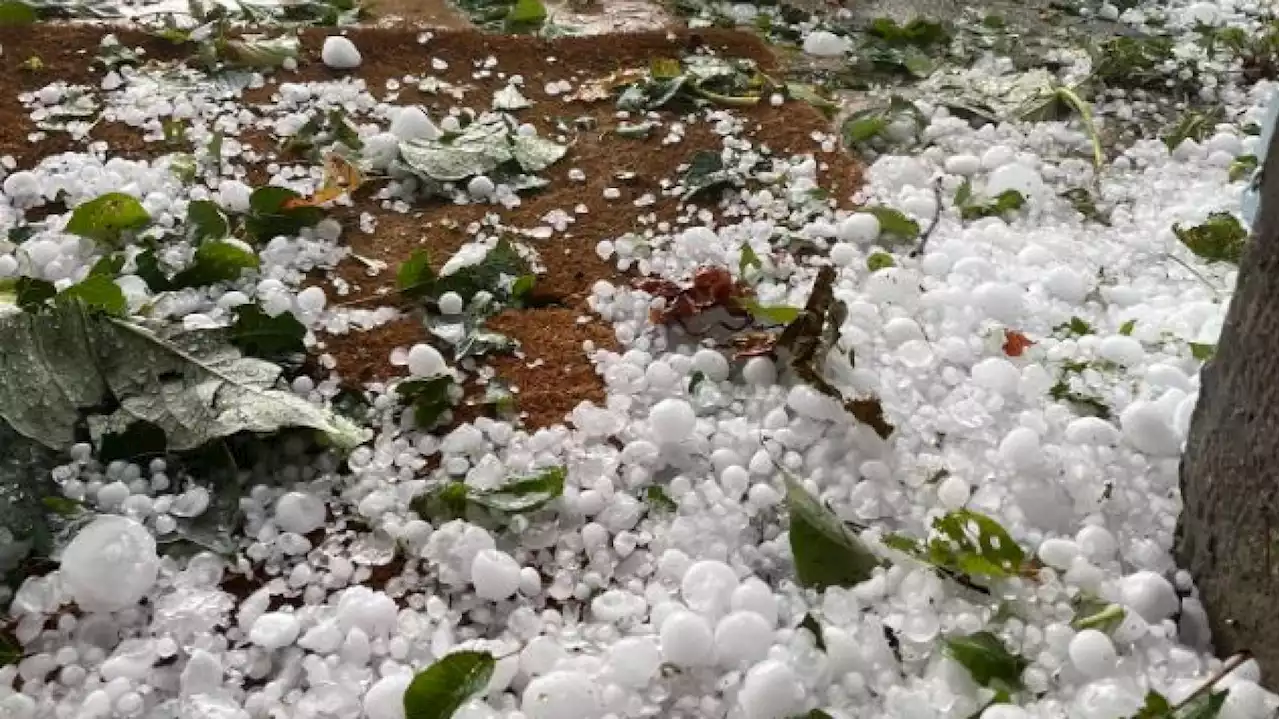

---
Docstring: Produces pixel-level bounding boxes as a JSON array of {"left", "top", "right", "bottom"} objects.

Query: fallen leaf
[{"left": 1002, "top": 329, "right": 1035, "bottom": 357}]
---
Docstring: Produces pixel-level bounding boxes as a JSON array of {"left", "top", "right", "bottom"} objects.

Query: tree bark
[{"left": 1175, "top": 125, "right": 1279, "bottom": 690}]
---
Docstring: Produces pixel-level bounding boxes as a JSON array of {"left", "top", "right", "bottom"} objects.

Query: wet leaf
[
  {"left": 244, "top": 186, "right": 325, "bottom": 243},
  {"left": 0, "top": 1, "right": 37, "bottom": 25},
  {"left": 222, "top": 34, "right": 299, "bottom": 69},
  {"left": 397, "top": 249, "right": 436, "bottom": 299},
  {"left": 170, "top": 240, "right": 260, "bottom": 289},
  {"left": 1132, "top": 691, "right": 1173, "bottom": 718},
  {"left": 65, "top": 192, "right": 151, "bottom": 247},
  {"left": 741, "top": 300, "right": 800, "bottom": 325},
  {"left": 403, "top": 651, "right": 496, "bottom": 719},
  {"left": 229, "top": 304, "right": 306, "bottom": 361},
  {"left": 186, "top": 199, "right": 230, "bottom": 242},
  {"left": 0, "top": 304, "right": 365, "bottom": 452},
  {"left": 480, "top": 380, "right": 518, "bottom": 419},
  {"left": 797, "top": 613, "right": 826, "bottom": 651},
  {"left": 929, "top": 509, "right": 1028, "bottom": 579},
  {"left": 1162, "top": 109, "right": 1220, "bottom": 151},
  {"left": 397, "top": 375, "right": 456, "bottom": 429},
  {"left": 7, "top": 277, "right": 57, "bottom": 311},
  {"left": 1071, "top": 602, "right": 1126, "bottom": 633},
  {"left": 510, "top": 133, "right": 567, "bottom": 172},
  {"left": 786, "top": 474, "right": 881, "bottom": 589},
  {"left": 866, "top": 251, "right": 895, "bottom": 271},
  {"left": 680, "top": 150, "right": 732, "bottom": 201},
  {"left": 956, "top": 181, "right": 1026, "bottom": 220},
  {"left": 644, "top": 486, "right": 677, "bottom": 513},
  {"left": 134, "top": 250, "right": 172, "bottom": 292},
  {"left": 862, "top": 207, "right": 919, "bottom": 241},
  {"left": 470, "top": 466, "right": 565, "bottom": 513},
  {"left": 1002, "top": 329, "right": 1035, "bottom": 357},
  {"left": 435, "top": 238, "right": 531, "bottom": 304},
  {"left": 1189, "top": 343, "right": 1216, "bottom": 362},
  {"left": 786, "top": 83, "right": 838, "bottom": 117},
  {"left": 1228, "top": 154, "right": 1259, "bottom": 182},
  {"left": 739, "top": 244, "right": 762, "bottom": 276},
  {"left": 57, "top": 274, "right": 126, "bottom": 315},
  {"left": 944, "top": 631, "right": 1028, "bottom": 693},
  {"left": 1054, "top": 316, "right": 1094, "bottom": 337},
  {"left": 504, "top": 0, "right": 545, "bottom": 30},
  {"left": 1173, "top": 212, "right": 1247, "bottom": 264},
  {"left": 0, "top": 628, "right": 21, "bottom": 667},
  {"left": 842, "top": 114, "right": 889, "bottom": 144},
  {"left": 1061, "top": 187, "right": 1110, "bottom": 225},
  {"left": 89, "top": 253, "right": 125, "bottom": 278},
  {"left": 1119, "top": 319, "right": 1137, "bottom": 336}
]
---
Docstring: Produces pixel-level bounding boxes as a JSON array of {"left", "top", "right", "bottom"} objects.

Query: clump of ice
[
  {"left": 59, "top": 515, "right": 159, "bottom": 613},
  {"left": 321, "top": 36, "right": 363, "bottom": 69}
]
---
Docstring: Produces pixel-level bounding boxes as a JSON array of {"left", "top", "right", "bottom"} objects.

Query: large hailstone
[{"left": 60, "top": 515, "right": 159, "bottom": 612}]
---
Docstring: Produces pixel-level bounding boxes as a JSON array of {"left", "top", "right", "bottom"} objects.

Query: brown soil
[{"left": 0, "top": 25, "right": 862, "bottom": 430}]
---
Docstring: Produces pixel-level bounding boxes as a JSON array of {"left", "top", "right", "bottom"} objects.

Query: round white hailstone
[
  {"left": 1145, "top": 364, "right": 1192, "bottom": 392},
  {"left": 406, "top": 343, "right": 448, "bottom": 378},
  {"left": 714, "top": 611, "right": 773, "bottom": 666},
  {"left": 1205, "top": 132, "right": 1241, "bottom": 156},
  {"left": 389, "top": 106, "right": 441, "bottom": 142},
  {"left": 1098, "top": 336, "right": 1143, "bottom": 366},
  {"left": 681, "top": 560, "right": 739, "bottom": 617},
  {"left": 829, "top": 243, "right": 858, "bottom": 268},
  {"left": 998, "top": 427, "right": 1042, "bottom": 469},
  {"left": 362, "top": 132, "right": 401, "bottom": 170},
  {"left": 981, "top": 706, "right": 1030, "bottom": 719},
  {"left": 738, "top": 660, "right": 804, "bottom": 719},
  {"left": 1069, "top": 629, "right": 1118, "bottom": 678},
  {"left": 691, "top": 348, "right": 730, "bottom": 382},
  {"left": 467, "top": 175, "right": 496, "bottom": 198},
  {"left": 787, "top": 384, "right": 845, "bottom": 421},
  {"left": 1043, "top": 267, "right": 1088, "bottom": 303},
  {"left": 649, "top": 398, "right": 696, "bottom": 445},
  {"left": 1, "top": 694, "right": 37, "bottom": 719},
  {"left": 2, "top": 170, "right": 40, "bottom": 199},
  {"left": 1118, "top": 571, "right": 1180, "bottom": 623},
  {"left": 521, "top": 671, "right": 603, "bottom": 719},
  {"left": 1037, "top": 538, "right": 1081, "bottom": 570},
  {"left": 944, "top": 154, "right": 981, "bottom": 176},
  {"left": 730, "top": 578, "right": 778, "bottom": 626},
  {"left": 980, "top": 145, "right": 1016, "bottom": 169},
  {"left": 1220, "top": 680, "right": 1273, "bottom": 719},
  {"left": 471, "top": 549, "right": 522, "bottom": 601},
  {"left": 96, "top": 481, "right": 130, "bottom": 509},
  {"left": 275, "top": 491, "right": 326, "bottom": 534},
  {"left": 935, "top": 474, "right": 971, "bottom": 510},
  {"left": 659, "top": 611, "right": 715, "bottom": 667},
  {"left": 60, "top": 515, "right": 158, "bottom": 613},
  {"left": 986, "top": 163, "right": 1045, "bottom": 198},
  {"left": 1064, "top": 417, "right": 1121, "bottom": 445},
  {"left": 364, "top": 673, "right": 413, "bottom": 719},
  {"left": 1076, "top": 525, "right": 1117, "bottom": 562},
  {"left": 321, "top": 36, "right": 362, "bottom": 69},
  {"left": 295, "top": 286, "right": 327, "bottom": 314},
  {"left": 883, "top": 317, "right": 925, "bottom": 347},
  {"left": 837, "top": 213, "right": 880, "bottom": 244},
  {"left": 1119, "top": 401, "right": 1181, "bottom": 456},
  {"left": 249, "top": 612, "right": 300, "bottom": 649},
  {"left": 971, "top": 357, "right": 1021, "bottom": 395},
  {"left": 972, "top": 282, "right": 1024, "bottom": 323},
  {"left": 606, "top": 637, "right": 663, "bottom": 688},
  {"left": 0, "top": 255, "right": 18, "bottom": 277},
  {"left": 742, "top": 357, "right": 777, "bottom": 387},
  {"left": 438, "top": 292, "right": 464, "bottom": 315},
  {"left": 801, "top": 30, "right": 851, "bottom": 57},
  {"left": 1182, "top": 1, "right": 1220, "bottom": 25}
]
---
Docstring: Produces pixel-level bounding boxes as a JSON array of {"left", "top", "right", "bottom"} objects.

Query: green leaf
[
  {"left": 1054, "top": 316, "right": 1094, "bottom": 337},
  {"left": 65, "top": 193, "right": 151, "bottom": 247},
  {"left": 954, "top": 179, "right": 974, "bottom": 207},
  {"left": 186, "top": 200, "right": 230, "bottom": 242},
  {"left": 57, "top": 275, "right": 127, "bottom": 315},
  {"left": 481, "top": 380, "right": 518, "bottom": 419},
  {"left": 222, "top": 35, "right": 300, "bottom": 69},
  {"left": 471, "top": 466, "right": 565, "bottom": 513},
  {"left": 1178, "top": 691, "right": 1228, "bottom": 719},
  {"left": 929, "top": 509, "right": 1027, "bottom": 578},
  {"left": 797, "top": 613, "right": 826, "bottom": 651},
  {"left": 790, "top": 711, "right": 835, "bottom": 719},
  {"left": 680, "top": 150, "right": 732, "bottom": 201},
  {"left": 786, "top": 83, "right": 838, "bottom": 117},
  {"left": 741, "top": 299, "right": 800, "bottom": 325},
  {"left": 0, "top": 303, "right": 366, "bottom": 452},
  {"left": 504, "top": 0, "right": 545, "bottom": 29},
  {"left": 1071, "top": 602, "right": 1126, "bottom": 633},
  {"left": 511, "top": 274, "right": 536, "bottom": 304},
  {"left": 645, "top": 486, "right": 678, "bottom": 513},
  {"left": 403, "top": 650, "right": 495, "bottom": 719},
  {"left": 435, "top": 238, "right": 531, "bottom": 303},
  {"left": 134, "top": 250, "right": 172, "bottom": 292},
  {"left": 0, "top": 629, "right": 21, "bottom": 667},
  {"left": 1132, "top": 691, "right": 1173, "bottom": 718},
  {"left": 1119, "top": 319, "right": 1137, "bottom": 336},
  {"left": 1228, "top": 154, "right": 1259, "bottom": 182},
  {"left": 244, "top": 186, "right": 325, "bottom": 243},
  {"left": 229, "top": 304, "right": 306, "bottom": 360},
  {"left": 1061, "top": 187, "right": 1110, "bottom": 225},
  {"left": 1173, "top": 212, "right": 1247, "bottom": 264},
  {"left": 41, "top": 495, "right": 83, "bottom": 517},
  {"left": 1162, "top": 110, "right": 1218, "bottom": 151},
  {"left": 842, "top": 115, "right": 889, "bottom": 144},
  {"left": 785, "top": 475, "right": 881, "bottom": 589},
  {"left": 944, "top": 631, "right": 1028, "bottom": 693},
  {"left": 89, "top": 253, "right": 126, "bottom": 278},
  {"left": 398, "top": 375, "right": 456, "bottom": 428},
  {"left": 866, "top": 251, "right": 895, "bottom": 271},
  {"left": 397, "top": 249, "right": 437, "bottom": 299},
  {"left": 414, "top": 481, "right": 471, "bottom": 522},
  {"left": 170, "top": 240, "right": 260, "bottom": 289},
  {"left": 0, "top": 1, "right": 37, "bottom": 26},
  {"left": 739, "top": 244, "right": 762, "bottom": 276},
  {"left": 1189, "top": 343, "right": 1216, "bottom": 362},
  {"left": 862, "top": 207, "right": 919, "bottom": 242},
  {"left": 959, "top": 188, "right": 1026, "bottom": 221},
  {"left": 8, "top": 277, "right": 56, "bottom": 311}
]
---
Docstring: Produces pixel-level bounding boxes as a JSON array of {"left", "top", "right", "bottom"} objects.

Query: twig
[
  {"left": 1165, "top": 253, "right": 1223, "bottom": 295},
  {"left": 910, "top": 177, "right": 944, "bottom": 258},
  {"left": 1171, "top": 651, "right": 1252, "bottom": 711}
]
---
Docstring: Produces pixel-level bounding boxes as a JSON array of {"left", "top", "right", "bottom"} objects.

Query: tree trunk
[{"left": 1175, "top": 125, "right": 1279, "bottom": 690}]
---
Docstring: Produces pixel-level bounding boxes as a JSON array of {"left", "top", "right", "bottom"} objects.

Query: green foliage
[
  {"left": 955, "top": 180, "right": 1026, "bottom": 221},
  {"left": 785, "top": 474, "right": 881, "bottom": 589},
  {"left": 414, "top": 467, "right": 566, "bottom": 522},
  {"left": 1118, "top": 319, "right": 1137, "bottom": 336},
  {"left": 1129, "top": 689, "right": 1228, "bottom": 718},
  {"left": 797, "top": 613, "right": 826, "bottom": 650},
  {"left": 0, "top": 628, "right": 21, "bottom": 667},
  {"left": 244, "top": 186, "right": 325, "bottom": 244},
  {"left": 1189, "top": 343, "right": 1216, "bottom": 362},
  {"left": 65, "top": 193, "right": 151, "bottom": 247},
  {"left": 504, "top": 0, "right": 545, "bottom": 31},
  {"left": 680, "top": 150, "right": 733, "bottom": 201},
  {"left": 0, "top": 1, "right": 38, "bottom": 25},
  {"left": 1071, "top": 602, "right": 1126, "bottom": 633},
  {"left": 397, "top": 375, "right": 457, "bottom": 429},
  {"left": 645, "top": 486, "right": 678, "bottom": 513},
  {"left": 740, "top": 300, "right": 800, "bottom": 325},
  {"left": 1091, "top": 35, "right": 1179, "bottom": 90},
  {"left": 944, "top": 631, "right": 1028, "bottom": 694},
  {"left": 739, "top": 244, "right": 762, "bottom": 277},
  {"left": 229, "top": 305, "right": 306, "bottom": 361},
  {"left": 170, "top": 240, "right": 260, "bottom": 288},
  {"left": 861, "top": 207, "right": 920, "bottom": 242},
  {"left": 397, "top": 249, "right": 437, "bottom": 299},
  {"left": 1173, "top": 213, "right": 1247, "bottom": 264},
  {"left": 403, "top": 651, "right": 495, "bottom": 719},
  {"left": 434, "top": 239, "right": 532, "bottom": 304},
  {"left": 1162, "top": 109, "right": 1221, "bottom": 151},
  {"left": 841, "top": 97, "right": 926, "bottom": 150},
  {"left": 57, "top": 275, "right": 127, "bottom": 315},
  {"left": 1228, "top": 154, "right": 1259, "bottom": 182},
  {"left": 885, "top": 508, "right": 1029, "bottom": 583},
  {"left": 866, "top": 252, "right": 895, "bottom": 271},
  {"left": 1060, "top": 187, "right": 1110, "bottom": 225},
  {"left": 186, "top": 200, "right": 230, "bottom": 242},
  {"left": 1054, "top": 316, "right": 1095, "bottom": 337}
]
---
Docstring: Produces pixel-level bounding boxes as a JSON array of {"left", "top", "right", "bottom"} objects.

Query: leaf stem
[{"left": 1171, "top": 651, "right": 1252, "bottom": 711}]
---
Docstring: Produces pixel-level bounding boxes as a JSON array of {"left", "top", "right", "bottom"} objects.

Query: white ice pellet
[
  {"left": 742, "top": 357, "right": 777, "bottom": 386},
  {"left": 275, "top": 491, "right": 326, "bottom": 534},
  {"left": 714, "top": 611, "right": 772, "bottom": 666},
  {"left": 1038, "top": 538, "right": 1081, "bottom": 570},
  {"left": 59, "top": 515, "right": 159, "bottom": 613},
  {"left": 680, "top": 560, "right": 738, "bottom": 617},
  {"left": 467, "top": 175, "right": 496, "bottom": 198},
  {"left": 295, "top": 286, "right": 327, "bottom": 313},
  {"left": 364, "top": 673, "right": 413, "bottom": 719},
  {"left": 802, "top": 30, "right": 852, "bottom": 57},
  {"left": 971, "top": 357, "right": 1021, "bottom": 395},
  {"left": 1098, "top": 335, "right": 1144, "bottom": 366},
  {"left": 659, "top": 611, "right": 714, "bottom": 667},
  {"left": 691, "top": 348, "right": 730, "bottom": 382},
  {"left": 521, "top": 671, "right": 602, "bottom": 719},
  {"left": 471, "top": 549, "right": 521, "bottom": 600},
  {"left": 438, "top": 291, "right": 464, "bottom": 315},
  {"left": 1044, "top": 266, "right": 1088, "bottom": 303},
  {"left": 321, "top": 36, "right": 362, "bottom": 69},
  {"left": 605, "top": 637, "right": 662, "bottom": 688},
  {"left": 2, "top": 170, "right": 40, "bottom": 198},
  {"left": 936, "top": 475, "right": 971, "bottom": 510},
  {"left": 738, "top": 659, "right": 804, "bottom": 719},
  {"left": 1069, "top": 629, "right": 1118, "bottom": 678},
  {"left": 1118, "top": 571, "right": 1180, "bottom": 623},
  {"left": 998, "top": 427, "right": 1042, "bottom": 469},
  {"left": 249, "top": 612, "right": 300, "bottom": 649},
  {"left": 944, "top": 154, "right": 981, "bottom": 176},
  {"left": 1119, "top": 401, "right": 1182, "bottom": 456},
  {"left": 406, "top": 343, "right": 449, "bottom": 377},
  {"left": 837, "top": 212, "right": 880, "bottom": 244},
  {"left": 648, "top": 398, "right": 695, "bottom": 444},
  {"left": 986, "top": 162, "right": 1045, "bottom": 198},
  {"left": 390, "top": 106, "right": 441, "bottom": 142}
]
